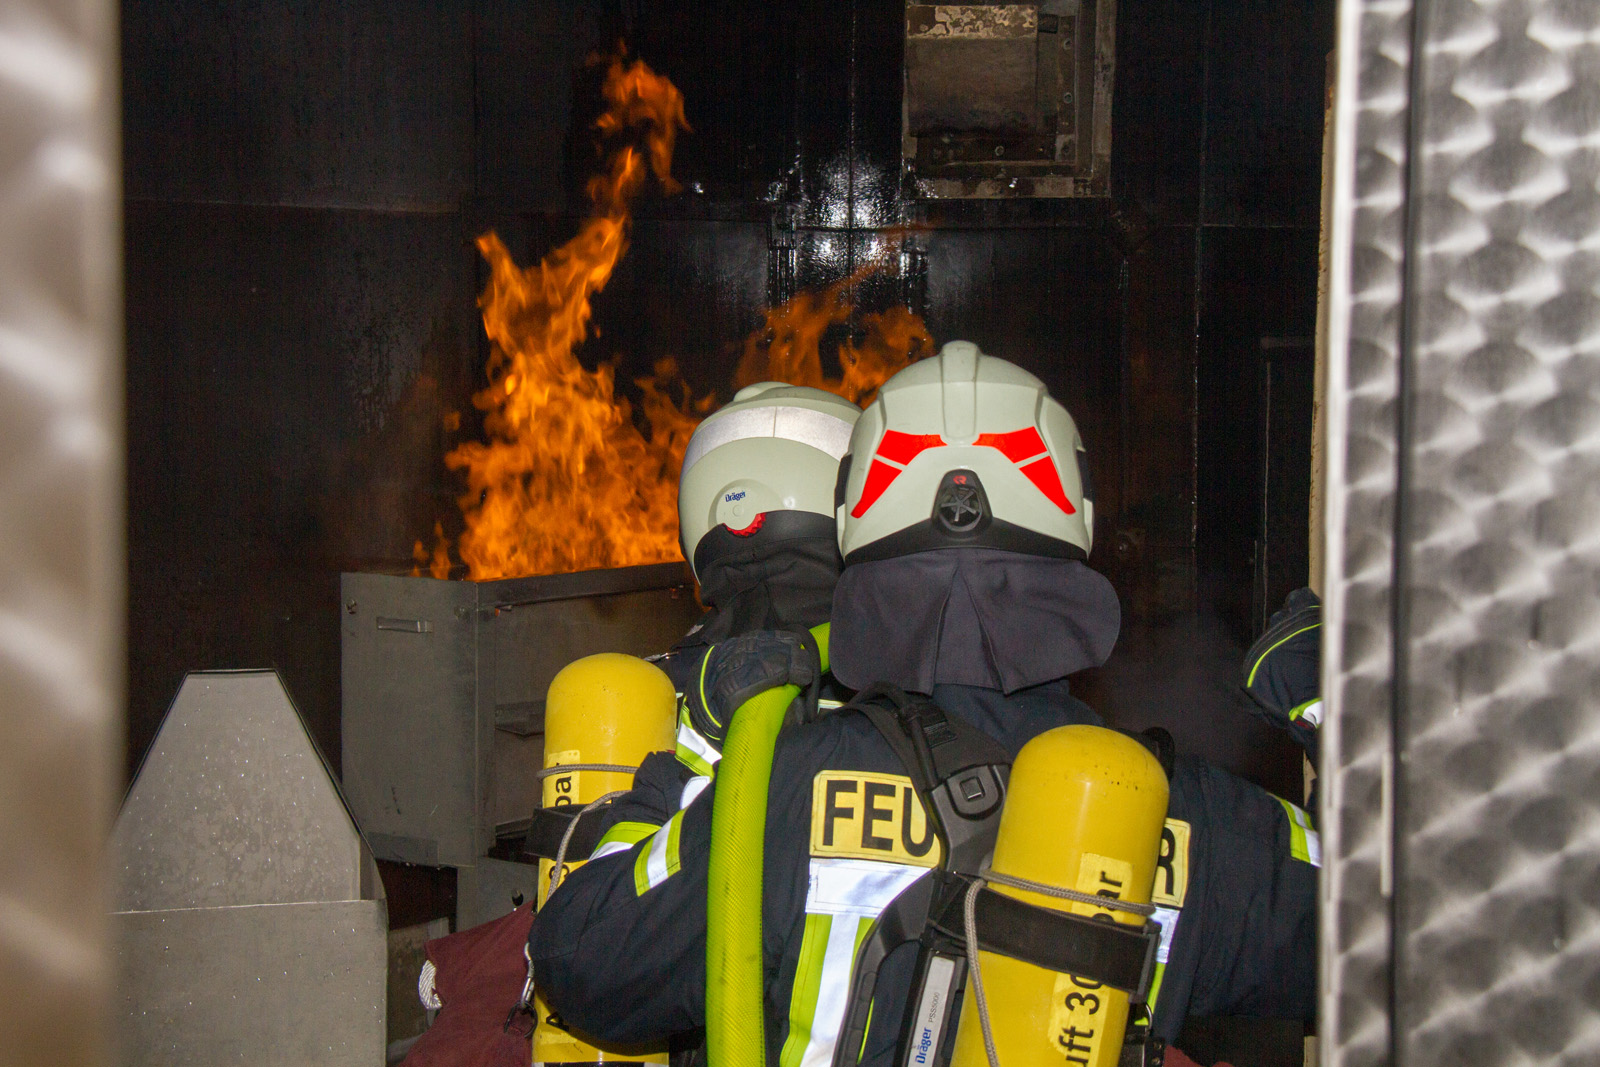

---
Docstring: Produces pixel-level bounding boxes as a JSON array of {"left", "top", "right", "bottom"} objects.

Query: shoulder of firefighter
[
  {"left": 656, "top": 631, "right": 849, "bottom": 783},
  {"left": 528, "top": 675, "right": 1319, "bottom": 1064},
  {"left": 1241, "top": 587, "right": 1322, "bottom": 762}
]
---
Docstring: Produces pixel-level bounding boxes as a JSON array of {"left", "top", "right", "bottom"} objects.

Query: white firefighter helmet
[
  {"left": 836, "top": 341, "right": 1093, "bottom": 564},
  {"left": 679, "top": 382, "right": 862, "bottom": 578}
]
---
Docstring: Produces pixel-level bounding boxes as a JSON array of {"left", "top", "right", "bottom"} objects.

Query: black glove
[{"left": 683, "top": 629, "right": 823, "bottom": 753}]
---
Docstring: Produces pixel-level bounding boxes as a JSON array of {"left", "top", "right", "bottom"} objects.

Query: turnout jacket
[{"left": 529, "top": 679, "right": 1317, "bottom": 1065}]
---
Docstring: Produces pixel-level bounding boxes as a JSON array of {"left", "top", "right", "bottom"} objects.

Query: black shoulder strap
[
  {"left": 829, "top": 685, "right": 1014, "bottom": 1067},
  {"left": 846, "top": 683, "right": 1011, "bottom": 796}
]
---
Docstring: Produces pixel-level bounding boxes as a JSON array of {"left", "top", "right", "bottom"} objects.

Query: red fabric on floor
[
  {"left": 1163, "top": 1046, "right": 1235, "bottom": 1067},
  {"left": 400, "top": 903, "right": 536, "bottom": 1067}
]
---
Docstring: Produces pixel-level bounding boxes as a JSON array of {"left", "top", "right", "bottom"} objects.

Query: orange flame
[
  {"left": 735, "top": 269, "right": 934, "bottom": 403},
  {"left": 431, "top": 58, "right": 932, "bottom": 581},
  {"left": 412, "top": 522, "right": 452, "bottom": 580}
]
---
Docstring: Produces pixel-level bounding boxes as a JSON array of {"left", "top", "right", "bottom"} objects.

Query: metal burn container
[{"left": 340, "top": 561, "right": 702, "bottom": 925}]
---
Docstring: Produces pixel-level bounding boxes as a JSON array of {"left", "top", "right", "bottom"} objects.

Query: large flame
[{"left": 422, "top": 58, "right": 932, "bottom": 581}]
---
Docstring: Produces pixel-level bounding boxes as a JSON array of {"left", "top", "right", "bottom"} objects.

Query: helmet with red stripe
[{"left": 836, "top": 341, "right": 1093, "bottom": 564}]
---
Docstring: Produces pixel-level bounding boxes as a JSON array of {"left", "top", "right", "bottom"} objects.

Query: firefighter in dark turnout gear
[
  {"left": 1242, "top": 587, "right": 1323, "bottom": 764},
  {"left": 651, "top": 381, "right": 862, "bottom": 785},
  {"left": 530, "top": 345, "right": 1317, "bottom": 1065}
]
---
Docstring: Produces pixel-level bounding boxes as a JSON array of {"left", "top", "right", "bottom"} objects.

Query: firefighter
[
  {"left": 1242, "top": 586, "right": 1323, "bottom": 763},
  {"left": 529, "top": 344, "right": 1316, "bottom": 1065},
  {"left": 656, "top": 380, "right": 862, "bottom": 784},
  {"left": 520, "top": 380, "right": 860, "bottom": 1064}
]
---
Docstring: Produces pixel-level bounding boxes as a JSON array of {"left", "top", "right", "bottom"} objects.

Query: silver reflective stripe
[
  {"left": 681, "top": 405, "right": 856, "bottom": 474},
  {"left": 801, "top": 915, "right": 871, "bottom": 1067},
  {"left": 792, "top": 857, "right": 931, "bottom": 1067},
  {"left": 1151, "top": 905, "right": 1181, "bottom": 964},
  {"left": 680, "top": 774, "right": 710, "bottom": 809},
  {"left": 1297, "top": 698, "right": 1324, "bottom": 727},
  {"left": 806, "top": 856, "right": 929, "bottom": 918},
  {"left": 677, "top": 720, "right": 722, "bottom": 769}
]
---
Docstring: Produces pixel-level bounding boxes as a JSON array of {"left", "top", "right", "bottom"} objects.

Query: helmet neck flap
[
  {"left": 829, "top": 548, "right": 1120, "bottom": 694},
  {"left": 676, "top": 510, "right": 840, "bottom": 652}
]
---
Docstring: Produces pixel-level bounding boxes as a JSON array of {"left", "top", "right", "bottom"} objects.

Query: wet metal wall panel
[
  {"left": 122, "top": 200, "right": 479, "bottom": 776},
  {"left": 122, "top": 0, "right": 473, "bottom": 210},
  {"left": 1320, "top": 0, "right": 1410, "bottom": 1063},
  {"left": 1394, "top": 1, "right": 1600, "bottom": 1063},
  {"left": 0, "top": 0, "right": 122, "bottom": 1064},
  {"left": 1201, "top": 0, "right": 1336, "bottom": 228}
]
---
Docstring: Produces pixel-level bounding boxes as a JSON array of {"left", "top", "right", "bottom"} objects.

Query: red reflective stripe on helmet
[
  {"left": 875, "top": 430, "right": 946, "bottom": 465},
  {"left": 1018, "top": 456, "right": 1076, "bottom": 514},
  {"left": 851, "top": 459, "right": 905, "bottom": 518},
  {"left": 972, "top": 427, "right": 1048, "bottom": 463}
]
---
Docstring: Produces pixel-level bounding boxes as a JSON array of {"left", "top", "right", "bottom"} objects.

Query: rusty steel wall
[
  {"left": 1324, "top": 0, "right": 1600, "bottom": 1063},
  {"left": 0, "top": 0, "right": 122, "bottom": 1065}
]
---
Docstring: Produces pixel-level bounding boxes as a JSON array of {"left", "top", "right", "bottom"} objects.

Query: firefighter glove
[{"left": 684, "top": 629, "right": 823, "bottom": 753}]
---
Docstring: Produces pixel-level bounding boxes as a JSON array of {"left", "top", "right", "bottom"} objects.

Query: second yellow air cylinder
[{"left": 534, "top": 652, "right": 677, "bottom": 1067}]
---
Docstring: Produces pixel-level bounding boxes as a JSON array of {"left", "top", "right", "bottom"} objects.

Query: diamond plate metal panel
[
  {"left": 0, "top": 2, "right": 121, "bottom": 1066},
  {"left": 1395, "top": 1, "right": 1600, "bottom": 1063},
  {"left": 1321, "top": 1, "right": 1411, "bottom": 1064}
]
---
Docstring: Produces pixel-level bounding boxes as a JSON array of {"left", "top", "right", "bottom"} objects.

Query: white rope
[
  {"left": 508, "top": 787, "right": 633, "bottom": 1028},
  {"left": 981, "top": 869, "right": 1156, "bottom": 918},
  {"left": 535, "top": 759, "right": 639, "bottom": 894},
  {"left": 549, "top": 790, "right": 630, "bottom": 893},
  {"left": 418, "top": 958, "right": 442, "bottom": 1010},
  {"left": 962, "top": 878, "right": 1002, "bottom": 1067},
  {"left": 534, "top": 762, "right": 639, "bottom": 779},
  {"left": 961, "top": 867, "right": 1157, "bottom": 1067}
]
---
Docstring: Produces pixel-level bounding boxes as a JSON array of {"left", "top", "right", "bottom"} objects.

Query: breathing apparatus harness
[{"left": 831, "top": 684, "right": 1172, "bottom": 1067}]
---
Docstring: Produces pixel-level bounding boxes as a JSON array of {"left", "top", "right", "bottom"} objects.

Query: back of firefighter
[{"left": 530, "top": 344, "right": 1317, "bottom": 1064}]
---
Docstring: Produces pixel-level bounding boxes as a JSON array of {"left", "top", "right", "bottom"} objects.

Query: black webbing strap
[
  {"left": 522, "top": 806, "right": 606, "bottom": 861},
  {"left": 934, "top": 883, "right": 1161, "bottom": 997},
  {"left": 847, "top": 682, "right": 1011, "bottom": 802}
]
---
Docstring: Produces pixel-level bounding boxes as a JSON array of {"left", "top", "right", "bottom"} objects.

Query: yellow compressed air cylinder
[
  {"left": 950, "top": 725, "right": 1169, "bottom": 1067},
  {"left": 534, "top": 652, "right": 678, "bottom": 1067}
]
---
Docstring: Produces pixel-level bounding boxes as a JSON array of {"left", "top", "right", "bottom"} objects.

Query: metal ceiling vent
[
  {"left": 904, "top": 2, "right": 1116, "bottom": 198},
  {"left": 111, "top": 670, "right": 386, "bottom": 1067}
]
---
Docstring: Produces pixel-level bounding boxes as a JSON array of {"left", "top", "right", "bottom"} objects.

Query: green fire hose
[{"left": 706, "top": 623, "right": 830, "bottom": 1067}]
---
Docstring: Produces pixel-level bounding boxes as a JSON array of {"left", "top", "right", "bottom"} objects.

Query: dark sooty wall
[{"left": 123, "top": 0, "right": 1333, "bottom": 799}]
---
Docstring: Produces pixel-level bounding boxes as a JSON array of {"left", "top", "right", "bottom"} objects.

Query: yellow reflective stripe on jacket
[
  {"left": 1276, "top": 797, "right": 1322, "bottom": 867},
  {"left": 591, "top": 819, "right": 659, "bottom": 860},
  {"left": 779, "top": 911, "right": 876, "bottom": 1067},
  {"left": 674, "top": 694, "right": 842, "bottom": 779},
  {"left": 633, "top": 809, "right": 685, "bottom": 895},
  {"left": 1245, "top": 623, "right": 1320, "bottom": 687},
  {"left": 779, "top": 857, "right": 930, "bottom": 1067},
  {"left": 1289, "top": 697, "right": 1323, "bottom": 727},
  {"left": 675, "top": 716, "right": 720, "bottom": 779}
]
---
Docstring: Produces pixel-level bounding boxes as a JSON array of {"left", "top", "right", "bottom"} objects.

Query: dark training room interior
[{"left": 120, "top": 0, "right": 1331, "bottom": 1062}]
